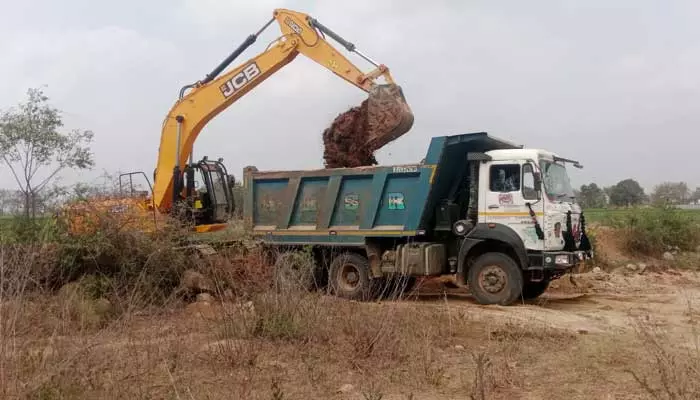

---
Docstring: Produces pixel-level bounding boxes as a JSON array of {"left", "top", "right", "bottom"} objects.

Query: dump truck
[{"left": 243, "top": 132, "right": 593, "bottom": 305}]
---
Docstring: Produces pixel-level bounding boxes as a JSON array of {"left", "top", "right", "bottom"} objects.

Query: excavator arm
[{"left": 153, "top": 8, "right": 413, "bottom": 214}]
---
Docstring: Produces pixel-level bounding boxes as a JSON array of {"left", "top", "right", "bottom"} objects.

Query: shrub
[
  {"left": 0, "top": 216, "right": 59, "bottom": 244},
  {"left": 608, "top": 206, "right": 700, "bottom": 256},
  {"left": 1, "top": 206, "right": 201, "bottom": 315}
]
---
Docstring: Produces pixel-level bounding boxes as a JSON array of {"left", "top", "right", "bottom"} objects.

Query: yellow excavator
[{"left": 63, "top": 8, "right": 413, "bottom": 235}]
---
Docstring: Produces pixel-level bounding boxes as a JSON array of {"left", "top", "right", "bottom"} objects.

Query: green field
[
  {"left": 0, "top": 215, "right": 12, "bottom": 235},
  {"left": 0, "top": 215, "right": 56, "bottom": 242},
  {"left": 584, "top": 207, "right": 700, "bottom": 225}
]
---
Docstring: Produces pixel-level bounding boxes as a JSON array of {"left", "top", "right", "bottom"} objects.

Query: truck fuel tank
[{"left": 381, "top": 243, "right": 446, "bottom": 276}]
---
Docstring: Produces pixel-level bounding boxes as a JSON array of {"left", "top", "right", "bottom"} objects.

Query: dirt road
[
  {"left": 376, "top": 268, "right": 700, "bottom": 400},
  {"left": 412, "top": 269, "right": 700, "bottom": 343}
]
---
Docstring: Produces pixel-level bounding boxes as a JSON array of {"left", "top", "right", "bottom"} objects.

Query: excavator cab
[{"left": 178, "top": 157, "right": 235, "bottom": 229}]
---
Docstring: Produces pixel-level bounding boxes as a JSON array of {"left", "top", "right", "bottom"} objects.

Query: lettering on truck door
[{"left": 483, "top": 161, "right": 544, "bottom": 250}]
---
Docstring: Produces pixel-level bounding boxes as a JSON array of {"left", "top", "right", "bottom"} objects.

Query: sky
[{"left": 1, "top": 0, "right": 699, "bottom": 193}]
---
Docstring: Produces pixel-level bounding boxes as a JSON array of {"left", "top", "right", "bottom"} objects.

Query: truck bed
[{"left": 242, "top": 132, "right": 520, "bottom": 245}]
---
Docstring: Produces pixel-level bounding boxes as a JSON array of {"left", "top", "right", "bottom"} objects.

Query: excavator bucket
[{"left": 365, "top": 84, "right": 414, "bottom": 150}]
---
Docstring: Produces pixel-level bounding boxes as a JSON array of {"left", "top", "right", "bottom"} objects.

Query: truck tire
[
  {"left": 273, "top": 251, "right": 319, "bottom": 292},
  {"left": 521, "top": 279, "right": 550, "bottom": 300},
  {"left": 329, "top": 252, "right": 374, "bottom": 301},
  {"left": 467, "top": 252, "right": 523, "bottom": 305}
]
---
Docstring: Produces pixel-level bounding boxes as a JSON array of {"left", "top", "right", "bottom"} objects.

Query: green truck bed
[{"left": 243, "top": 132, "right": 519, "bottom": 245}]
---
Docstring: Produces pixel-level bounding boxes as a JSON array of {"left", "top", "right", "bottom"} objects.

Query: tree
[
  {"left": 690, "top": 187, "right": 700, "bottom": 204},
  {"left": 0, "top": 189, "right": 22, "bottom": 216},
  {"left": 0, "top": 88, "right": 94, "bottom": 218},
  {"left": 651, "top": 181, "right": 690, "bottom": 205},
  {"left": 608, "top": 179, "right": 646, "bottom": 207},
  {"left": 578, "top": 183, "right": 607, "bottom": 208}
]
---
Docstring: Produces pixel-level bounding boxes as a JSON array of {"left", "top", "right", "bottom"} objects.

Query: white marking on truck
[{"left": 392, "top": 166, "right": 418, "bottom": 174}]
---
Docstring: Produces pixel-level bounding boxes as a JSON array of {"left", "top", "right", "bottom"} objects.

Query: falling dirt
[
  {"left": 322, "top": 100, "right": 377, "bottom": 168},
  {"left": 322, "top": 85, "right": 413, "bottom": 168}
]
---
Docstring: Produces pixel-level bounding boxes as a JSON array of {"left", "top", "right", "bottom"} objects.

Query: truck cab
[
  {"left": 478, "top": 148, "right": 586, "bottom": 258},
  {"left": 451, "top": 147, "right": 592, "bottom": 303}
]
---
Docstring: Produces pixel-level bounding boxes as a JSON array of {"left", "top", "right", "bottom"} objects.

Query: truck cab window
[
  {"left": 522, "top": 163, "right": 537, "bottom": 200},
  {"left": 490, "top": 164, "right": 520, "bottom": 192}
]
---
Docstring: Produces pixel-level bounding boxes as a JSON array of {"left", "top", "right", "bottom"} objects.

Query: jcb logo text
[
  {"left": 284, "top": 17, "right": 303, "bottom": 35},
  {"left": 220, "top": 63, "right": 261, "bottom": 98}
]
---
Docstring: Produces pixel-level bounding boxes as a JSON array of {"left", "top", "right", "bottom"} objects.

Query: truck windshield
[{"left": 539, "top": 160, "right": 575, "bottom": 200}]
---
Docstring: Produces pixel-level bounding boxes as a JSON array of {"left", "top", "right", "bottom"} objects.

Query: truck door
[{"left": 482, "top": 161, "right": 544, "bottom": 251}]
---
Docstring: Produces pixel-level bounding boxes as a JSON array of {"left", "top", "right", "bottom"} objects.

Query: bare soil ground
[{"left": 3, "top": 265, "right": 699, "bottom": 400}]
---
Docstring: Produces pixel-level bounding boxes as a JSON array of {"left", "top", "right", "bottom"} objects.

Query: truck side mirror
[
  {"left": 228, "top": 175, "right": 236, "bottom": 188},
  {"left": 533, "top": 172, "right": 542, "bottom": 190},
  {"left": 533, "top": 171, "right": 543, "bottom": 200}
]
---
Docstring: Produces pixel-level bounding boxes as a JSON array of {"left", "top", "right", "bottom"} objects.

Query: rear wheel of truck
[
  {"left": 468, "top": 252, "right": 523, "bottom": 305},
  {"left": 273, "top": 251, "right": 320, "bottom": 292},
  {"left": 329, "top": 252, "right": 374, "bottom": 301},
  {"left": 521, "top": 279, "right": 550, "bottom": 300}
]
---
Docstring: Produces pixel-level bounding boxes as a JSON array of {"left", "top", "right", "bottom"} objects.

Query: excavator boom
[{"left": 152, "top": 8, "right": 413, "bottom": 217}]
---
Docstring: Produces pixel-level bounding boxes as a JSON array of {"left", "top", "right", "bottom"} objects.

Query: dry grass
[
  {"left": 2, "top": 217, "right": 700, "bottom": 399},
  {"left": 0, "top": 275, "right": 687, "bottom": 399},
  {"left": 0, "top": 255, "right": 536, "bottom": 399},
  {"left": 625, "top": 307, "right": 700, "bottom": 400}
]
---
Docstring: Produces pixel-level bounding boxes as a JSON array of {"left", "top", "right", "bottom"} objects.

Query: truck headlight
[{"left": 555, "top": 254, "right": 570, "bottom": 265}]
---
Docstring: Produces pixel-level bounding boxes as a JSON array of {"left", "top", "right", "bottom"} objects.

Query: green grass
[
  {"left": 586, "top": 206, "right": 700, "bottom": 256},
  {"left": 0, "top": 215, "right": 14, "bottom": 236},
  {"left": 0, "top": 215, "right": 56, "bottom": 243},
  {"left": 585, "top": 207, "right": 700, "bottom": 225}
]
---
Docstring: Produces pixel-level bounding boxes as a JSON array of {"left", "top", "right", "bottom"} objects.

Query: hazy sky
[{"left": 1, "top": 0, "right": 699, "bottom": 193}]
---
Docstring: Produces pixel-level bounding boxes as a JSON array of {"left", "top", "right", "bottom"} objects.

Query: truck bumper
[{"left": 526, "top": 250, "right": 592, "bottom": 271}]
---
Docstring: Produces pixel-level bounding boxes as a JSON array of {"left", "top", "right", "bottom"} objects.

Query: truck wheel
[
  {"left": 467, "top": 252, "right": 523, "bottom": 305},
  {"left": 521, "top": 279, "right": 550, "bottom": 300},
  {"left": 273, "top": 251, "right": 319, "bottom": 292},
  {"left": 329, "top": 252, "right": 374, "bottom": 301}
]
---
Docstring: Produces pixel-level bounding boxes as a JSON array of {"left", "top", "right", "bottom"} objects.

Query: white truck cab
[
  {"left": 480, "top": 149, "right": 584, "bottom": 253},
  {"left": 445, "top": 138, "right": 593, "bottom": 305}
]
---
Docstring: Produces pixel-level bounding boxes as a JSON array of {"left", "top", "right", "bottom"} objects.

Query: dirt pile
[{"left": 322, "top": 100, "right": 377, "bottom": 168}]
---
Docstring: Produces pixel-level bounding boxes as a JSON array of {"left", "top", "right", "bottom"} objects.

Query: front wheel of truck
[
  {"left": 329, "top": 252, "right": 374, "bottom": 301},
  {"left": 467, "top": 252, "right": 523, "bottom": 305}
]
